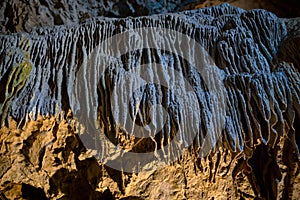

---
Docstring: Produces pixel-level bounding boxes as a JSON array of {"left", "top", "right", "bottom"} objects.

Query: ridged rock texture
[
  {"left": 2, "top": 0, "right": 300, "bottom": 33},
  {"left": 0, "top": 3, "right": 300, "bottom": 200},
  {"left": 0, "top": 0, "right": 202, "bottom": 33}
]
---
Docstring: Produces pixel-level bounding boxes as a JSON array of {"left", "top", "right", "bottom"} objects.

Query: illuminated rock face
[{"left": 0, "top": 3, "right": 299, "bottom": 200}]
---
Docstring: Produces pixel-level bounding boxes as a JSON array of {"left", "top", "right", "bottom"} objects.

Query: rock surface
[
  {"left": 1, "top": 0, "right": 300, "bottom": 34},
  {"left": 0, "top": 0, "right": 200, "bottom": 33},
  {"left": 0, "top": 3, "right": 299, "bottom": 200},
  {"left": 181, "top": 0, "right": 300, "bottom": 18}
]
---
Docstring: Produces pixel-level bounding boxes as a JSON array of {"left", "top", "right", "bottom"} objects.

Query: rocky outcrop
[
  {"left": 180, "top": 0, "right": 300, "bottom": 18},
  {"left": 2, "top": 0, "right": 300, "bottom": 34},
  {"left": 0, "top": 0, "right": 199, "bottom": 33},
  {"left": 0, "top": 3, "right": 299, "bottom": 200}
]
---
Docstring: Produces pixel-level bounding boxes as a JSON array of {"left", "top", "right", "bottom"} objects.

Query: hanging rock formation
[{"left": 0, "top": 3, "right": 299, "bottom": 200}]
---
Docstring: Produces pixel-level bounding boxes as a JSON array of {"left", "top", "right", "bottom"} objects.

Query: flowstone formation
[{"left": 0, "top": 3, "right": 299, "bottom": 200}]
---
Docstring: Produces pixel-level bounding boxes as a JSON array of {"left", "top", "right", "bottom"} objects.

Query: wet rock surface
[{"left": 0, "top": 3, "right": 299, "bottom": 200}]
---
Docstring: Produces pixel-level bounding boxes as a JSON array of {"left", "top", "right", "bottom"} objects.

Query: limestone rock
[{"left": 0, "top": 3, "right": 299, "bottom": 200}]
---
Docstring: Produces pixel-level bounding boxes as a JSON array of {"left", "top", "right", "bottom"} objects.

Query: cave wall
[
  {"left": 0, "top": 3, "right": 299, "bottom": 200},
  {"left": 2, "top": 0, "right": 300, "bottom": 34}
]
